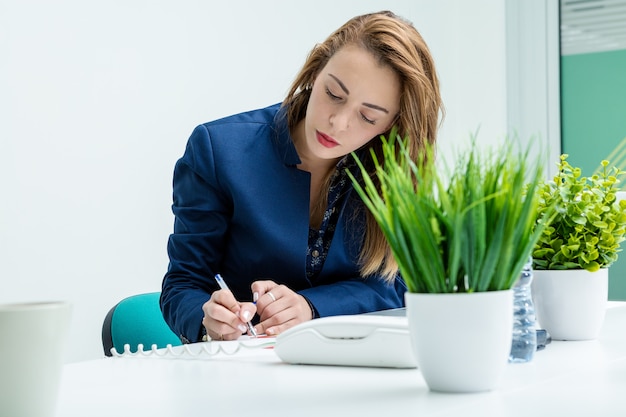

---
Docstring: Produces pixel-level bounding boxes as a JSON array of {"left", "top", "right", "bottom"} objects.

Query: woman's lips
[{"left": 316, "top": 131, "right": 339, "bottom": 148}]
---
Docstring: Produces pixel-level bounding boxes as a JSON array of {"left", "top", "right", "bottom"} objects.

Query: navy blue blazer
[{"left": 161, "top": 103, "right": 406, "bottom": 342}]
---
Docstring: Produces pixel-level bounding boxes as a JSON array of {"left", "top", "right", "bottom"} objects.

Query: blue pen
[{"left": 214, "top": 274, "right": 258, "bottom": 337}]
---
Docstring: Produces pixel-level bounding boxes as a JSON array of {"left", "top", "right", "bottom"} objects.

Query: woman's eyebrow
[
  {"left": 328, "top": 73, "right": 390, "bottom": 114},
  {"left": 363, "top": 103, "right": 389, "bottom": 114},
  {"left": 329, "top": 74, "right": 349, "bottom": 94}
]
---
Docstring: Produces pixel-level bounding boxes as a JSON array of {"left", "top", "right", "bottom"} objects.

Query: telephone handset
[{"left": 274, "top": 314, "right": 417, "bottom": 368}]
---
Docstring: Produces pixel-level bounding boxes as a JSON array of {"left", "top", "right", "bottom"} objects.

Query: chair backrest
[{"left": 102, "top": 292, "right": 181, "bottom": 356}]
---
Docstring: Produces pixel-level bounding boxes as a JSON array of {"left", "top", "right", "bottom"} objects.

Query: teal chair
[{"left": 102, "top": 292, "right": 182, "bottom": 356}]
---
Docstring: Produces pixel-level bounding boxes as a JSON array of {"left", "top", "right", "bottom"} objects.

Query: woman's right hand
[{"left": 201, "top": 290, "right": 257, "bottom": 341}]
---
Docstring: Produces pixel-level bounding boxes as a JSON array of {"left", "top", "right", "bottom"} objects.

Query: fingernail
[
  {"left": 266, "top": 327, "right": 274, "bottom": 335},
  {"left": 253, "top": 292, "right": 259, "bottom": 303},
  {"left": 238, "top": 324, "right": 247, "bottom": 333},
  {"left": 242, "top": 310, "right": 250, "bottom": 321}
]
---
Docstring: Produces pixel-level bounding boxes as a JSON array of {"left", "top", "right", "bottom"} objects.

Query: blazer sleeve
[
  {"left": 299, "top": 275, "right": 407, "bottom": 318},
  {"left": 161, "top": 125, "right": 226, "bottom": 343}
]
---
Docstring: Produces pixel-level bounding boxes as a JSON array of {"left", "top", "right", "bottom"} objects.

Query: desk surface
[{"left": 57, "top": 305, "right": 626, "bottom": 417}]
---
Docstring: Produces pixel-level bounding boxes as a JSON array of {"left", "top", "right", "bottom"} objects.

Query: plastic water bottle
[{"left": 509, "top": 257, "right": 537, "bottom": 363}]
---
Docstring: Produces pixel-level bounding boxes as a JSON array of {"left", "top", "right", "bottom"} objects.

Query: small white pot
[
  {"left": 531, "top": 268, "right": 608, "bottom": 340},
  {"left": 405, "top": 291, "right": 513, "bottom": 393}
]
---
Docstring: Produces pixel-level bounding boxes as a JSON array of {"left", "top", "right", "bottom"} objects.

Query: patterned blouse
[{"left": 306, "top": 156, "right": 356, "bottom": 282}]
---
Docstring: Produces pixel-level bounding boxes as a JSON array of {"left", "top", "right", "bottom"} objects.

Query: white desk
[{"left": 57, "top": 305, "right": 626, "bottom": 417}]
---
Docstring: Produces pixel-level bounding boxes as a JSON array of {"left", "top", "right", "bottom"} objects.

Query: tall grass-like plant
[{"left": 347, "top": 129, "right": 548, "bottom": 294}]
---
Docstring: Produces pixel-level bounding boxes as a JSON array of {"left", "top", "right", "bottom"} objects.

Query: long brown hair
[{"left": 282, "top": 10, "right": 444, "bottom": 281}]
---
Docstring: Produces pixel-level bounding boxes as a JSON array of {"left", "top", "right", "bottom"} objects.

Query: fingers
[
  {"left": 252, "top": 285, "right": 313, "bottom": 336},
  {"left": 251, "top": 280, "right": 278, "bottom": 304},
  {"left": 256, "top": 316, "right": 301, "bottom": 337},
  {"left": 204, "top": 280, "right": 314, "bottom": 339},
  {"left": 252, "top": 282, "right": 283, "bottom": 320},
  {"left": 239, "top": 303, "right": 255, "bottom": 325},
  {"left": 211, "top": 287, "right": 241, "bottom": 313},
  {"left": 202, "top": 290, "right": 258, "bottom": 340}
]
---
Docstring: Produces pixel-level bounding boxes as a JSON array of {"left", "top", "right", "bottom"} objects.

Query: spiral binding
[{"left": 110, "top": 339, "right": 276, "bottom": 358}]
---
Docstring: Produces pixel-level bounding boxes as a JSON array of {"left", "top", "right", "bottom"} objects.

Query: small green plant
[
  {"left": 347, "top": 129, "right": 547, "bottom": 293},
  {"left": 532, "top": 154, "right": 626, "bottom": 271}
]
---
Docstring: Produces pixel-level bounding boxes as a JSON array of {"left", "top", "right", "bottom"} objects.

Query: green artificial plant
[
  {"left": 532, "top": 154, "right": 626, "bottom": 272},
  {"left": 347, "top": 129, "right": 548, "bottom": 294}
]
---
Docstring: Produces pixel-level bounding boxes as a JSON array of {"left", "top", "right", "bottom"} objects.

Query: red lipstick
[{"left": 316, "top": 131, "right": 339, "bottom": 148}]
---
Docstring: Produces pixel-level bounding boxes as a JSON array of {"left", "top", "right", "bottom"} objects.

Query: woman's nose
[{"left": 329, "top": 108, "right": 350, "bottom": 131}]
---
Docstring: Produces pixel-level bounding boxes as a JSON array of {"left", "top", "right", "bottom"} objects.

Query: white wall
[{"left": 1, "top": 0, "right": 531, "bottom": 362}]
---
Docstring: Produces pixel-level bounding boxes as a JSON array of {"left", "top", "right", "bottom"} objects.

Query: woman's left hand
[{"left": 251, "top": 280, "right": 313, "bottom": 336}]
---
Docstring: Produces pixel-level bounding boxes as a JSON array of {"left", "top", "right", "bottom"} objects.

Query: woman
[{"left": 161, "top": 10, "right": 443, "bottom": 343}]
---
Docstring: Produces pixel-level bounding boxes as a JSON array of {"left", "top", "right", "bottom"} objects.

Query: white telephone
[{"left": 274, "top": 314, "right": 417, "bottom": 368}]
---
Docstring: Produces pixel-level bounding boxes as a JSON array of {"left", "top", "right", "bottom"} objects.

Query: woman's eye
[
  {"left": 325, "top": 88, "right": 341, "bottom": 101},
  {"left": 361, "top": 114, "right": 375, "bottom": 125}
]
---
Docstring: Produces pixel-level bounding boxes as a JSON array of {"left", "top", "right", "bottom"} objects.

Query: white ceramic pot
[
  {"left": 405, "top": 291, "right": 513, "bottom": 393},
  {"left": 531, "top": 268, "right": 608, "bottom": 340}
]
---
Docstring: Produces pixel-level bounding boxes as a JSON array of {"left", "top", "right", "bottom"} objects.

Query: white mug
[{"left": 0, "top": 301, "right": 71, "bottom": 417}]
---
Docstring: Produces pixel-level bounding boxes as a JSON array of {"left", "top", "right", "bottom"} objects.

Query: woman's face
[{"left": 302, "top": 45, "right": 401, "bottom": 163}]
